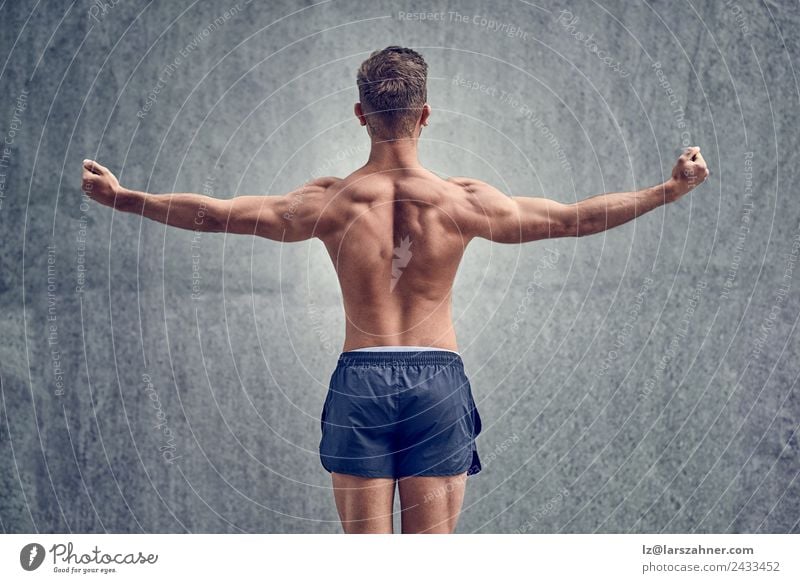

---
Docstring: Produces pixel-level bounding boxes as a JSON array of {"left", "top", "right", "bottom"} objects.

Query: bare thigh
[
  {"left": 398, "top": 472, "right": 468, "bottom": 534},
  {"left": 331, "top": 472, "right": 396, "bottom": 534}
]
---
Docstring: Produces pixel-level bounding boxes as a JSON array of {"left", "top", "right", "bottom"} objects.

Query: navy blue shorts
[{"left": 319, "top": 350, "right": 482, "bottom": 478}]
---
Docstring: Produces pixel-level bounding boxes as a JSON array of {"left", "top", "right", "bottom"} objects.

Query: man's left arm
[{"left": 80, "top": 159, "right": 336, "bottom": 241}]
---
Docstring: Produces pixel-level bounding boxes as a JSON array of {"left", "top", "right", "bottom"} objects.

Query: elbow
[
  {"left": 551, "top": 203, "right": 582, "bottom": 238},
  {"left": 573, "top": 223, "right": 590, "bottom": 238},
  {"left": 563, "top": 221, "right": 582, "bottom": 238},
  {"left": 567, "top": 214, "right": 599, "bottom": 238},
  {"left": 197, "top": 212, "right": 223, "bottom": 233},
  {"left": 553, "top": 216, "right": 581, "bottom": 238},
  {"left": 573, "top": 223, "right": 599, "bottom": 238},
  {"left": 199, "top": 200, "right": 228, "bottom": 233}
]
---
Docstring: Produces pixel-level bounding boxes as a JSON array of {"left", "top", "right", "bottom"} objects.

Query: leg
[
  {"left": 398, "top": 472, "right": 468, "bottom": 534},
  {"left": 331, "top": 472, "right": 396, "bottom": 534}
]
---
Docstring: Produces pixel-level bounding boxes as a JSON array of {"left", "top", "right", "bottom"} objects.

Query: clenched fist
[
  {"left": 81, "top": 159, "right": 121, "bottom": 207},
  {"left": 669, "top": 146, "right": 710, "bottom": 198}
]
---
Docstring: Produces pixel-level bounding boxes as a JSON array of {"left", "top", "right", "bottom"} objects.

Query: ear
[
  {"left": 420, "top": 103, "right": 431, "bottom": 127},
  {"left": 354, "top": 102, "right": 367, "bottom": 126}
]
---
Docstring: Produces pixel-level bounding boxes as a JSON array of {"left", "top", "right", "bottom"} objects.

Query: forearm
[
  {"left": 570, "top": 179, "right": 683, "bottom": 237},
  {"left": 114, "top": 187, "right": 225, "bottom": 232}
]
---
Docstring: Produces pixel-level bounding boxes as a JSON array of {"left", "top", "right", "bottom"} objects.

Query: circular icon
[{"left": 20, "top": 543, "right": 46, "bottom": 571}]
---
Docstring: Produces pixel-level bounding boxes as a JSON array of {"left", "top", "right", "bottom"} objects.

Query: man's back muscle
[{"left": 318, "top": 168, "right": 470, "bottom": 351}]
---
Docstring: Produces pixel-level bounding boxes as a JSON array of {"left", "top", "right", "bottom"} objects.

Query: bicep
[
  {"left": 456, "top": 180, "right": 576, "bottom": 243},
  {"left": 220, "top": 195, "right": 284, "bottom": 238},
  {"left": 509, "top": 196, "right": 577, "bottom": 241},
  {"left": 221, "top": 185, "right": 329, "bottom": 241}
]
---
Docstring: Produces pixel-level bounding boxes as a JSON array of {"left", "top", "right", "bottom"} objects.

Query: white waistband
[{"left": 351, "top": 345, "right": 460, "bottom": 355}]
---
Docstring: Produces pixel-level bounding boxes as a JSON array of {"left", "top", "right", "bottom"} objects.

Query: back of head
[{"left": 356, "top": 46, "right": 428, "bottom": 139}]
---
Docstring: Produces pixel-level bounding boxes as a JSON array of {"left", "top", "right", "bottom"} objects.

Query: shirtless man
[{"left": 81, "top": 46, "right": 709, "bottom": 534}]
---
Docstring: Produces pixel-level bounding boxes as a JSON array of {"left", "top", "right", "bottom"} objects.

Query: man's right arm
[{"left": 452, "top": 147, "right": 709, "bottom": 243}]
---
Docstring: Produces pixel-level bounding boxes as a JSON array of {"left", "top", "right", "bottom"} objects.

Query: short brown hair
[{"left": 356, "top": 46, "right": 428, "bottom": 138}]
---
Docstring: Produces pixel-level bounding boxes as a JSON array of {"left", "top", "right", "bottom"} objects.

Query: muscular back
[{"left": 318, "top": 168, "right": 472, "bottom": 351}]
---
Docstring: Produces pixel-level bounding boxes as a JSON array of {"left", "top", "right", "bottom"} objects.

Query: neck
[{"left": 366, "top": 136, "right": 421, "bottom": 170}]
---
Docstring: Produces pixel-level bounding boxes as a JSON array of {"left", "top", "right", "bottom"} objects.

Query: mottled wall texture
[{"left": 1, "top": 0, "right": 798, "bottom": 534}]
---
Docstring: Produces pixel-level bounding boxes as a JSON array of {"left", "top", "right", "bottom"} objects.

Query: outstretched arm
[
  {"left": 80, "top": 159, "right": 337, "bottom": 241},
  {"left": 452, "top": 147, "right": 710, "bottom": 243}
]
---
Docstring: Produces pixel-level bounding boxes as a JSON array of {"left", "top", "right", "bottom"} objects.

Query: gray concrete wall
[{"left": 1, "top": 0, "right": 798, "bottom": 533}]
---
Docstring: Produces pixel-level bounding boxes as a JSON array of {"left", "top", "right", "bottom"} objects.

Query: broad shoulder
[
  {"left": 282, "top": 176, "right": 343, "bottom": 203},
  {"left": 441, "top": 176, "right": 518, "bottom": 238},
  {"left": 445, "top": 176, "right": 509, "bottom": 206},
  {"left": 446, "top": 175, "right": 484, "bottom": 190},
  {"left": 299, "top": 176, "right": 342, "bottom": 193},
  {"left": 445, "top": 176, "right": 505, "bottom": 197}
]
